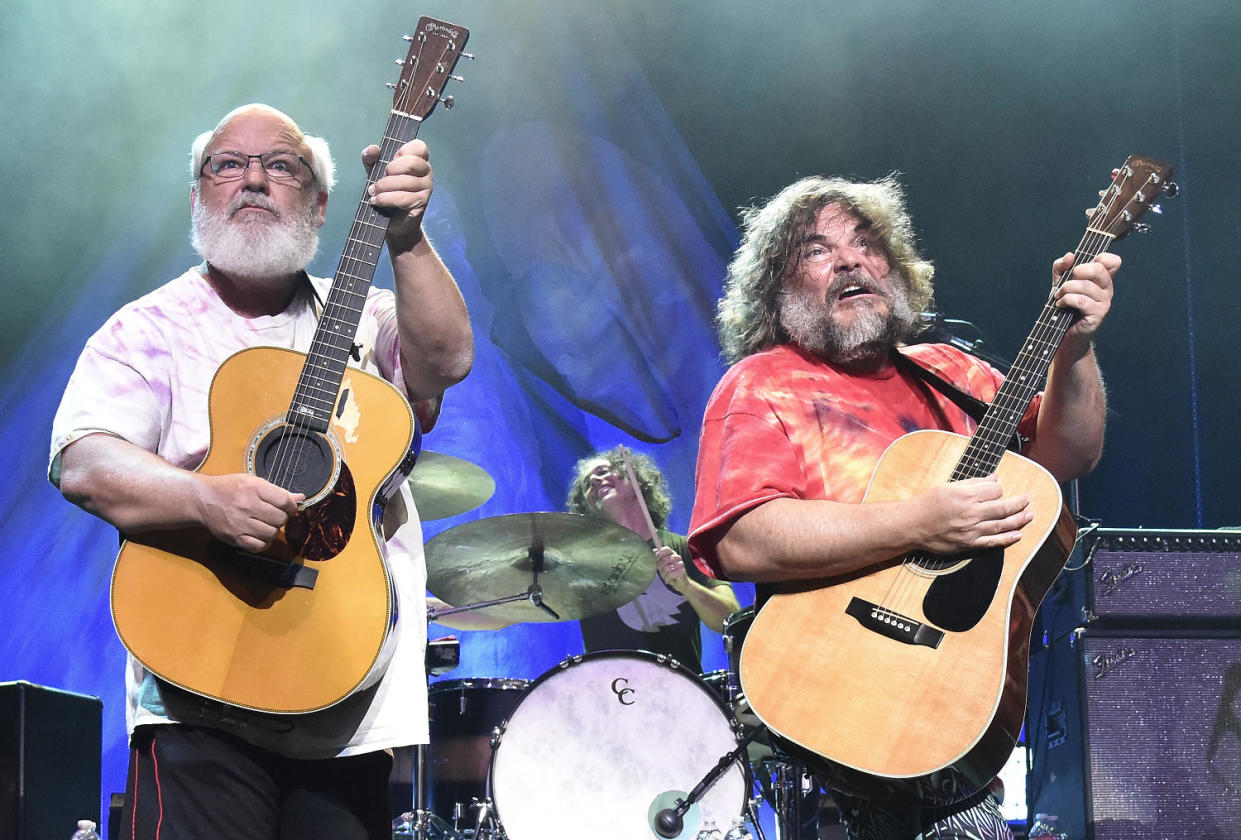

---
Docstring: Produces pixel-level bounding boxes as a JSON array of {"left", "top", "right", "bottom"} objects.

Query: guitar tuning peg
[
  {"left": 1133, "top": 222, "right": 1152, "bottom": 233},
  {"left": 439, "top": 95, "right": 455, "bottom": 109},
  {"left": 1163, "top": 181, "right": 1180, "bottom": 197},
  {"left": 449, "top": 74, "right": 465, "bottom": 83},
  {"left": 1110, "top": 168, "right": 1121, "bottom": 180},
  {"left": 1098, "top": 189, "right": 1108, "bottom": 198},
  {"left": 395, "top": 58, "right": 407, "bottom": 66},
  {"left": 386, "top": 83, "right": 397, "bottom": 90},
  {"left": 403, "top": 34, "right": 413, "bottom": 42},
  {"left": 461, "top": 52, "right": 476, "bottom": 60},
  {"left": 1149, "top": 204, "right": 1163, "bottom": 215},
  {"left": 1085, "top": 207, "right": 1096, "bottom": 218}
]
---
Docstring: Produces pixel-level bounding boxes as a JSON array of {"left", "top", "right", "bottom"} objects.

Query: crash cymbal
[
  {"left": 424, "top": 512, "right": 656, "bottom": 624},
  {"left": 407, "top": 451, "right": 496, "bottom": 520}
]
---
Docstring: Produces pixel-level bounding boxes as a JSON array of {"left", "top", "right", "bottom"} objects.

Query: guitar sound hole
[{"left": 253, "top": 424, "right": 337, "bottom": 498}]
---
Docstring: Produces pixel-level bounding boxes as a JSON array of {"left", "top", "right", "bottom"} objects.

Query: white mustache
[{"left": 228, "top": 194, "right": 281, "bottom": 218}]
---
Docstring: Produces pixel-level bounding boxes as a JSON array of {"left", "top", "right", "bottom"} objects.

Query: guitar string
[
  {"left": 884, "top": 175, "right": 1144, "bottom": 622},
  {"left": 883, "top": 181, "right": 1127, "bottom": 614},
  {"left": 268, "top": 42, "right": 451, "bottom": 499},
  {"left": 270, "top": 38, "right": 457, "bottom": 495},
  {"left": 267, "top": 124, "right": 407, "bottom": 492},
  {"left": 876, "top": 169, "right": 1144, "bottom": 623}
]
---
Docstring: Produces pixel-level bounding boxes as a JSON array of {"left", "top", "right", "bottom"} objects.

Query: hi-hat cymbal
[
  {"left": 424, "top": 512, "right": 656, "bottom": 624},
  {"left": 407, "top": 451, "right": 496, "bottom": 520}
]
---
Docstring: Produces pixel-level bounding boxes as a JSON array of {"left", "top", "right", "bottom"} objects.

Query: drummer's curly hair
[{"left": 566, "top": 447, "right": 672, "bottom": 529}]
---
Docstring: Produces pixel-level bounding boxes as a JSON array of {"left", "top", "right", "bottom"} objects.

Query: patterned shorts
[{"left": 835, "top": 790, "right": 1013, "bottom": 840}]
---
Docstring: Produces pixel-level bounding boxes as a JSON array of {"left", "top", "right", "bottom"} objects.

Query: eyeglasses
[{"left": 200, "top": 151, "right": 313, "bottom": 182}]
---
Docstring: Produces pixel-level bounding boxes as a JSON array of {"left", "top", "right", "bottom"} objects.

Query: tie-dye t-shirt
[
  {"left": 688, "top": 343, "right": 1040, "bottom": 577},
  {"left": 49, "top": 265, "right": 436, "bottom": 758}
]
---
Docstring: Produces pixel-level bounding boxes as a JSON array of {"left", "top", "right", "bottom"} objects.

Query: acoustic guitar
[
  {"left": 109, "top": 18, "right": 470, "bottom": 715},
  {"left": 738, "top": 156, "right": 1174, "bottom": 803}
]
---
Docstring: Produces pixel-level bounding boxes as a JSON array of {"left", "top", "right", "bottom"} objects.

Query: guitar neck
[
  {"left": 954, "top": 232, "right": 1112, "bottom": 480},
  {"left": 954, "top": 154, "right": 1174, "bottom": 479},
  {"left": 282, "top": 16, "right": 470, "bottom": 434},
  {"left": 287, "top": 111, "right": 423, "bottom": 433}
]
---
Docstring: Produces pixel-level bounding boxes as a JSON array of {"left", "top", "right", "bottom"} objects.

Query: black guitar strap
[{"left": 892, "top": 349, "right": 1025, "bottom": 452}]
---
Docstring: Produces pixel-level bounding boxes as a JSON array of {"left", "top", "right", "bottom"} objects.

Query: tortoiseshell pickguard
[{"left": 285, "top": 461, "right": 357, "bottom": 562}]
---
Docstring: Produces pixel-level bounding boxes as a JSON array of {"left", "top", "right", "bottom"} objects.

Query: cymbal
[
  {"left": 424, "top": 512, "right": 656, "bottom": 624},
  {"left": 407, "top": 451, "right": 496, "bottom": 520}
]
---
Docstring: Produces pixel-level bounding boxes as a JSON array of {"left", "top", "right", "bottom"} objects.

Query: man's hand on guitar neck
[
  {"left": 1051, "top": 251, "right": 1119, "bottom": 353},
  {"left": 58, "top": 433, "right": 302, "bottom": 553}
]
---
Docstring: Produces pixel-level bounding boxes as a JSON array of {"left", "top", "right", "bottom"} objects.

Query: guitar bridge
[{"left": 845, "top": 597, "right": 943, "bottom": 648}]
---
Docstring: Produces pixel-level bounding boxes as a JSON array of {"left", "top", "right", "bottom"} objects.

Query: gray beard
[
  {"left": 778, "top": 271, "right": 916, "bottom": 367},
  {"left": 190, "top": 191, "right": 321, "bottom": 279}
]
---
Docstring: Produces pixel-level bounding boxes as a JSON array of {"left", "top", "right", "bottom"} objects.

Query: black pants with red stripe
[{"left": 118, "top": 725, "right": 393, "bottom": 840}]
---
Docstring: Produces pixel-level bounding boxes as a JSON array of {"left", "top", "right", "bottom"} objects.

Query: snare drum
[
  {"left": 427, "top": 677, "right": 528, "bottom": 819},
  {"left": 490, "top": 651, "right": 747, "bottom": 840}
]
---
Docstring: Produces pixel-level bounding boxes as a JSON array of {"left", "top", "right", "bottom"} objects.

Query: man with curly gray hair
[
  {"left": 567, "top": 446, "right": 738, "bottom": 672},
  {"left": 689, "top": 175, "right": 1120, "bottom": 840}
]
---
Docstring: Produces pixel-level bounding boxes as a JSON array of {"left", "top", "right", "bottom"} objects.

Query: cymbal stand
[
  {"left": 766, "top": 758, "right": 805, "bottom": 840},
  {"left": 426, "top": 544, "right": 562, "bottom": 624}
]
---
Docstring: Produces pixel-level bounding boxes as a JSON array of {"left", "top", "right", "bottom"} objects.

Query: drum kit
[{"left": 398, "top": 454, "right": 831, "bottom": 840}]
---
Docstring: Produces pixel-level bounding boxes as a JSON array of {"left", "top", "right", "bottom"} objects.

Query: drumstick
[{"left": 618, "top": 446, "right": 663, "bottom": 549}]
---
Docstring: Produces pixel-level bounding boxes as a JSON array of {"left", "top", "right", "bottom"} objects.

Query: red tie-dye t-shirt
[{"left": 688, "top": 343, "right": 1041, "bottom": 577}]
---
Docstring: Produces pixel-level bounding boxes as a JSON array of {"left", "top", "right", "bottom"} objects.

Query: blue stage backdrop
[{"left": 2, "top": 0, "right": 1238, "bottom": 830}]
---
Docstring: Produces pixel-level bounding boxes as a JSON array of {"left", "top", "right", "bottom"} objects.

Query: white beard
[
  {"left": 190, "top": 190, "right": 321, "bottom": 279},
  {"left": 778, "top": 270, "right": 916, "bottom": 367}
]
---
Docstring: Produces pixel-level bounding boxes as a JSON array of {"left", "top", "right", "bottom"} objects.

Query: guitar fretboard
[
  {"left": 950, "top": 233, "right": 1111, "bottom": 480},
  {"left": 287, "top": 112, "right": 423, "bottom": 432}
]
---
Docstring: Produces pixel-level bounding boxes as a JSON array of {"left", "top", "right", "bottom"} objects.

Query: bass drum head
[{"left": 490, "top": 651, "right": 746, "bottom": 840}]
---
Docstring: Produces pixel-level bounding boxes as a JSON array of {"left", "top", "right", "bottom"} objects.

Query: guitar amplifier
[
  {"left": 1026, "top": 630, "right": 1241, "bottom": 840},
  {"left": 1036, "top": 528, "right": 1241, "bottom": 644},
  {"left": 0, "top": 681, "right": 102, "bottom": 840}
]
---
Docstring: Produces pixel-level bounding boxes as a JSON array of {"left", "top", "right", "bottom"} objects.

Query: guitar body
[
  {"left": 739, "top": 429, "right": 1078, "bottom": 803},
  {"left": 110, "top": 346, "right": 415, "bottom": 714}
]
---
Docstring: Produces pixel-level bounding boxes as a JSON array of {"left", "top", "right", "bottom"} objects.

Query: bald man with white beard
[{"left": 50, "top": 103, "right": 473, "bottom": 840}]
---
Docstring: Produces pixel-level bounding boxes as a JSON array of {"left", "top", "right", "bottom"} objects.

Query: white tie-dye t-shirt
[{"left": 50, "top": 265, "right": 432, "bottom": 758}]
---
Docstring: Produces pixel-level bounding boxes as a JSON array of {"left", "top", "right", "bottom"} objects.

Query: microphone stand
[{"left": 653, "top": 726, "right": 766, "bottom": 838}]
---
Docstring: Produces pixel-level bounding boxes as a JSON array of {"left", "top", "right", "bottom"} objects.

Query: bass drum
[{"left": 490, "top": 651, "right": 747, "bottom": 840}]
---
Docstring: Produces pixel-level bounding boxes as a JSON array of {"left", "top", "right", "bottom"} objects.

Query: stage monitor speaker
[
  {"left": 1027, "top": 631, "right": 1241, "bottom": 840},
  {"left": 0, "top": 681, "right": 102, "bottom": 840}
]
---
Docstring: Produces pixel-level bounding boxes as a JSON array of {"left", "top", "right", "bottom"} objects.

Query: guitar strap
[{"left": 892, "top": 349, "right": 1025, "bottom": 452}]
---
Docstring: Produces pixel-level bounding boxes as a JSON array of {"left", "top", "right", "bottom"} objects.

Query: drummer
[{"left": 566, "top": 447, "right": 739, "bottom": 672}]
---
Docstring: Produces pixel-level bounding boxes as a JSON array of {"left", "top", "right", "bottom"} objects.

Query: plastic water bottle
[
  {"left": 723, "top": 816, "right": 752, "bottom": 839},
  {"left": 70, "top": 820, "right": 101, "bottom": 840},
  {"left": 694, "top": 817, "right": 722, "bottom": 839},
  {"left": 1029, "top": 813, "right": 1068, "bottom": 839}
]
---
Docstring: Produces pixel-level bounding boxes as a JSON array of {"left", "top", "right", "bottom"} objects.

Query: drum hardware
[
  {"left": 426, "top": 636, "right": 460, "bottom": 675},
  {"left": 652, "top": 725, "right": 766, "bottom": 838},
  {"left": 427, "top": 578, "right": 561, "bottom": 623},
  {"left": 765, "top": 760, "right": 805, "bottom": 840},
  {"left": 424, "top": 512, "right": 658, "bottom": 624}
]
